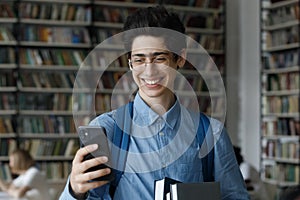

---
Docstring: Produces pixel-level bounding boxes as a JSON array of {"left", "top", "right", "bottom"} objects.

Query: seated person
[{"left": 0, "top": 149, "right": 51, "bottom": 200}]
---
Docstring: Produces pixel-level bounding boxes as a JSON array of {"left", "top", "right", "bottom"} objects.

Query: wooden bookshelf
[
  {"left": 0, "top": 0, "right": 226, "bottom": 186},
  {"left": 260, "top": 0, "right": 300, "bottom": 194},
  {"left": 0, "top": 1, "right": 18, "bottom": 168}
]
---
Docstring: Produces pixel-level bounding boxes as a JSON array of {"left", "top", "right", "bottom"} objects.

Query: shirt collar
[{"left": 133, "top": 93, "right": 180, "bottom": 130}]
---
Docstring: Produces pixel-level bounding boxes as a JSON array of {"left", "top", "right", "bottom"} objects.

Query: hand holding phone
[{"left": 78, "top": 126, "right": 114, "bottom": 182}]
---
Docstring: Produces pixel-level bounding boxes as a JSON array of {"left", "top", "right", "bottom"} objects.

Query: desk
[{"left": 0, "top": 192, "right": 27, "bottom": 200}]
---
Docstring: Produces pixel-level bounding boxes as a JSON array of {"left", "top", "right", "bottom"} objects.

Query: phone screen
[{"left": 78, "top": 126, "right": 114, "bottom": 181}]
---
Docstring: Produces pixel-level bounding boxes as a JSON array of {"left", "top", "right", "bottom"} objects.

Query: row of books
[
  {"left": 0, "top": 94, "right": 15, "bottom": 110},
  {"left": 262, "top": 139, "right": 299, "bottom": 159},
  {"left": 0, "top": 3, "right": 15, "bottom": 18},
  {"left": 19, "top": 2, "right": 92, "bottom": 22},
  {"left": 178, "top": 96, "right": 224, "bottom": 115},
  {"left": 19, "top": 72, "right": 76, "bottom": 88},
  {"left": 148, "top": 0, "right": 223, "bottom": 8},
  {"left": 262, "top": 117, "right": 300, "bottom": 136},
  {"left": 20, "top": 138, "right": 79, "bottom": 157},
  {"left": 264, "top": 72, "right": 299, "bottom": 91},
  {"left": 0, "top": 117, "right": 14, "bottom": 133},
  {"left": 95, "top": 93, "right": 133, "bottom": 112},
  {"left": 39, "top": 161, "right": 71, "bottom": 181},
  {"left": 263, "top": 26, "right": 299, "bottom": 48},
  {"left": 19, "top": 48, "right": 86, "bottom": 66},
  {"left": 264, "top": 163, "right": 300, "bottom": 183},
  {"left": 189, "top": 34, "right": 224, "bottom": 51},
  {"left": 0, "top": 163, "right": 12, "bottom": 181},
  {"left": 20, "top": 26, "right": 91, "bottom": 44},
  {"left": 94, "top": 6, "right": 223, "bottom": 29},
  {"left": 263, "top": 3, "right": 299, "bottom": 26},
  {"left": 183, "top": 13, "right": 223, "bottom": 29},
  {"left": 73, "top": 92, "right": 131, "bottom": 111},
  {"left": 0, "top": 139, "right": 16, "bottom": 156},
  {"left": 178, "top": 0, "right": 223, "bottom": 8},
  {"left": 95, "top": 93, "right": 115, "bottom": 112},
  {"left": 0, "top": 26, "right": 15, "bottom": 42},
  {"left": 85, "top": 50, "right": 128, "bottom": 69},
  {"left": 18, "top": 46, "right": 224, "bottom": 70},
  {"left": 185, "top": 54, "right": 225, "bottom": 74},
  {"left": 262, "top": 50, "right": 299, "bottom": 69},
  {"left": 175, "top": 74, "right": 214, "bottom": 92},
  {"left": 19, "top": 93, "right": 73, "bottom": 111},
  {"left": 95, "top": 0, "right": 222, "bottom": 8},
  {"left": 0, "top": 47, "right": 15, "bottom": 64},
  {"left": 95, "top": 29, "right": 126, "bottom": 43},
  {"left": 262, "top": 95, "right": 298, "bottom": 114},
  {"left": 98, "top": 71, "right": 134, "bottom": 90},
  {"left": 20, "top": 116, "right": 76, "bottom": 134},
  {"left": 0, "top": 72, "right": 15, "bottom": 87},
  {"left": 93, "top": 6, "right": 131, "bottom": 23}
]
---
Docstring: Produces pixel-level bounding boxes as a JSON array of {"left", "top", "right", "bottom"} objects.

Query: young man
[{"left": 60, "top": 6, "right": 249, "bottom": 200}]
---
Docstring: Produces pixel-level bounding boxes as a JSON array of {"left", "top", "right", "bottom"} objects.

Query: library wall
[
  {"left": 0, "top": 0, "right": 226, "bottom": 194},
  {"left": 225, "top": 0, "right": 242, "bottom": 146},
  {"left": 240, "top": 0, "right": 261, "bottom": 170},
  {"left": 226, "top": 0, "right": 261, "bottom": 171}
]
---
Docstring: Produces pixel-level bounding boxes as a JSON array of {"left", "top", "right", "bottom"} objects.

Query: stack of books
[{"left": 154, "top": 177, "right": 220, "bottom": 200}]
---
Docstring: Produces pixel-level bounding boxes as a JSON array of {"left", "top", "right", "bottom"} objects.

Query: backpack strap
[
  {"left": 110, "top": 103, "right": 215, "bottom": 197},
  {"left": 197, "top": 113, "right": 215, "bottom": 182},
  {"left": 109, "top": 102, "right": 133, "bottom": 197}
]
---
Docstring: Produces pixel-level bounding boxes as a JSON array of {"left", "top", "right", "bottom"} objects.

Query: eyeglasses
[{"left": 128, "top": 52, "right": 171, "bottom": 71}]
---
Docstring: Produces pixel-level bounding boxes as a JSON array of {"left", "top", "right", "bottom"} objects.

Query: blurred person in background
[{"left": 0, "top": 149, "right": 51, "bottom": 200}]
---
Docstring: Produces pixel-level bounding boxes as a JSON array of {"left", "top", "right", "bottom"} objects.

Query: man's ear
[{"left": 177, "top": 49, "right": 186, "bottom": 68}]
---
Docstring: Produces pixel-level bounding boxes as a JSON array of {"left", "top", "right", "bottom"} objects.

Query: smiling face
[{"left": 130, "top": 35, "right": 185, "bottom": 108}]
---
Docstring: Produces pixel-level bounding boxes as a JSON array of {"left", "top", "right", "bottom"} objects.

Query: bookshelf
[
  {"left": 16, "top": 0, "right": 93, "bottom": 188},
  {"left": 0, "top": 1, "right": 18, "bottom": 167},
  {"left": 260, "top": 0, "right": 300, "bottom": 194},
  {"left": 0, "top": 0, "right": 226, "bottom": 189}
]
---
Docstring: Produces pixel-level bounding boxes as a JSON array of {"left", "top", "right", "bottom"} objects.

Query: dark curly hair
[{"left": 123, "top": 5, "right": 186, "bottom": 58}]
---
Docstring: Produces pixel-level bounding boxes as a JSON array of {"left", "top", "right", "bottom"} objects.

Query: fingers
[
  {"left": 79, "top": 167, "right": 111, "bottom": 183},
  {"left": 69, "top": 145, "right": 112, "bottom": 194},
  {"left": 71, "top": 168, "right": 111, "bottom": 194},
  {"left": 73, "top": 144, "right": 98, "bottom": 164}
]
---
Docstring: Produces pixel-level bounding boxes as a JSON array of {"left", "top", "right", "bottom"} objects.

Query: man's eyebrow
[{"left": 131, "top": 51, "right": 169, "bottom": 57}]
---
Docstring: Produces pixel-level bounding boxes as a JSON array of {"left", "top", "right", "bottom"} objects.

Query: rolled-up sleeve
[{"left": 59, "top": 177, "right": 80, "bottom": 200}]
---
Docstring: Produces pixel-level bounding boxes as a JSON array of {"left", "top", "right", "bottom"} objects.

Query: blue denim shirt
[{"left": 59, "top": 93, "right": 249, "bottom": 200}]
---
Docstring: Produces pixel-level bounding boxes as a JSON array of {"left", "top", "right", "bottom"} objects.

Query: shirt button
[{"left": 159, "top": 132, "right": 164, "bottom": 136}]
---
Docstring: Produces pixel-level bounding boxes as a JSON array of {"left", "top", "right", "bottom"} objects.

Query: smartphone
[{"left": 78, "top": 126, "right": 114, "bottom": 181}]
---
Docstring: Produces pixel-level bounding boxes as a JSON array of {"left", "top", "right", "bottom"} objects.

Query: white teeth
[{"left": 144, "top": 79, "right": 159, "bottom": 85}]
